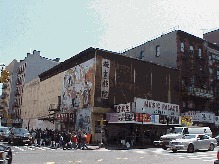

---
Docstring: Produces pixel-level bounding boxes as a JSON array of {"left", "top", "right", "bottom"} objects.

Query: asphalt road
[{"left": 2, "top": 142, "right": 218, "bottom": 164}]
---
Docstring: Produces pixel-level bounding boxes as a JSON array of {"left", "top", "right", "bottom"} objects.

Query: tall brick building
[{"left": 122, "top": 30, "right": 219, "bottom": 120}]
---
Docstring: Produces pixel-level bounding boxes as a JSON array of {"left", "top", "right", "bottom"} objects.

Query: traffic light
[
  {"left": 97, "top": 120, "right": 102, "bottom": 126},
  {"left": 1, "top": 70, "right": 10, "bottom": 83},
  {"left": 102, "top": 120, "right": 108, "bottom": 126}
]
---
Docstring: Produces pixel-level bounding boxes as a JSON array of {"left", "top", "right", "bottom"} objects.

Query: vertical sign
[{"left": 101, "top": 59, "right": 110, "bottom": 99}]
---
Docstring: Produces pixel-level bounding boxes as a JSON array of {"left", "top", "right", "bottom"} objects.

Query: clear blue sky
[{"left": 1, "top": 0, "right": 219, "bottom": 93}]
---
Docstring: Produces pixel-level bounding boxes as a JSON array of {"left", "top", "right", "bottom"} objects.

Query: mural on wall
[{"left": 61, "top": 58, "right": 95, "bottom": 134}]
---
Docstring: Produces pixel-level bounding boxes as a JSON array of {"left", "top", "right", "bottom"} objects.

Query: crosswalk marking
[{"left": 117, "top": 158, "right": 128, "bottom": 160}]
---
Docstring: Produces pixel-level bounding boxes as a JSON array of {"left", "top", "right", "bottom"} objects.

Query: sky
[{"left": 1, "top": 0, "right": 219, "bottom": 93}]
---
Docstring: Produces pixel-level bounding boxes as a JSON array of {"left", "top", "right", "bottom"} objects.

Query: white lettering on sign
[{"left": 114, "top": 103, "right": 131, "bottom": 113}]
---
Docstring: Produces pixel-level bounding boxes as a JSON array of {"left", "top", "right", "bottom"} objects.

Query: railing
[
  {"left": 13, "top": 102, "right": 20, "bottom": 107},
  {"left": 14, "top": 90, "right": 21, "bottom": 96},
  {"left": 1, "top": 93, "right": 9, "bottom": 99},
  {"left": 16, "top": 79, "right": 22, "bottom": 85},
  {"left": 17, "top": 67, "right": 24, "bottom": 74}
]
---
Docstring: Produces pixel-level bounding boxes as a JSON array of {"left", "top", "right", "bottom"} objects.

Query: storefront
[{"left": 106, "top": 99, "right": 181, "bottom": 146}]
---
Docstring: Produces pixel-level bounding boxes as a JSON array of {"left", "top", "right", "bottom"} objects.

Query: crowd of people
[{"left": 29, "top": 128, "right": 89, "bottom": 150}]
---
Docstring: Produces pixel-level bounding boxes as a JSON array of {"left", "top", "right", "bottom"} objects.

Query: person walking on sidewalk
[
  {"left": 71, "top": 132, "right": 78, "bottom": 149},
  {"left": 130, "top": 132, "right": 135, "bottom": 147},
  {"left": 81, "top": 131, "right": 88, "bottom": 150},
  {"left": 59, "top": 133, "right": 64, "bottom": 148},
  {"left": 77, "top": 132, "right": 82, "bottom": 149}
]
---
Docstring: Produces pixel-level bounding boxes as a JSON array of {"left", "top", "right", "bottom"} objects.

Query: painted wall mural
[{"left": 61, "top": 58, "right": 95, "bottom": 134}]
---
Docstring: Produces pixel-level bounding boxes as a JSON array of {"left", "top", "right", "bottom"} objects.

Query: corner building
[{"left": 39, "top": 48, "right": 180, "bottom": 143}]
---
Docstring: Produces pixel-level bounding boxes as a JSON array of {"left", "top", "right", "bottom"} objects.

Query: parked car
[
  {"left": 169, "top": 134, "right": 217, "bottom": 153},
  {"left": 8, "top": 128, "right": 31, "bottom": 146},
  {"left": 0, "top": 127, "right": 10, "bottom": 142},
  {"left": 0, "top": 144, "right": 12, "bottom": 164}
]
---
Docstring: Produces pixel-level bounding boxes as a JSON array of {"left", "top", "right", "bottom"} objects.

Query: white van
[{"left": 153, "top": 126, "right": 212, "bottom": 149}]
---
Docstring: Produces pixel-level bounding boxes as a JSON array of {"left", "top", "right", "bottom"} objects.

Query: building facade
[
  {"left": 39, "top": 48, "right": 180, "bottom": 143},
  {"left": 3, "top": 50, "right": 60, "bottom": 127},
  {"left": 122, "top": 30, "right": 219, "bottom": 121}
]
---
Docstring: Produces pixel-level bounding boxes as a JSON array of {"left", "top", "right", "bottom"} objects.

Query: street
[{"left": 2, "top": 142, "right": 217, "bottom": 164}]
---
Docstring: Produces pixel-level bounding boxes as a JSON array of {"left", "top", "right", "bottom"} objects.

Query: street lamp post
[{"left": 99, "top": 116, "right": 104, "bottom": 148}]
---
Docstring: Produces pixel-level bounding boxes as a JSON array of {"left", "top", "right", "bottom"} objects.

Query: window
[
  {"left": 198, "top": 49, "right": 201, "bottom": 58},
  {"left": 209, "top": 56, "right": 211, "bottom": 60},
  {"left": 217, "top": 71, "right": 219, "bottom": 80},
  {"left": 209, "top": 68, "right": 213, "bottom": 74},
  {"left": 190, "top": 46, "right": 194, "bottom": 51},
  {"left": 140, "top": 51, "right": 144, "bottom": 59},
  {"left": 191, "top": 77, "right": 195, "bottom": 84},
  {"left": 182, "top": 79, "right": 185, "bottom": 86},
  {"left": 181, "top": 42, "right": 184, "bottom": 52},
  {"left": 156, "top": 46, "right": 160, "bottom": 57}
]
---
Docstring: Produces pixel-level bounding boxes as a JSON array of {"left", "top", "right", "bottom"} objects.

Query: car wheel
[
  {"left": 162, "top": 146, "right": 167, "bottom": 150},
  {"left": 208, "top": 143, "right": 214, "bottom": 151},
  {"left": 172, "top": 149, "right": 177, "bottom": 153},
  {"left": 187, "top": 144, "right": 194, "bottom": 153}
]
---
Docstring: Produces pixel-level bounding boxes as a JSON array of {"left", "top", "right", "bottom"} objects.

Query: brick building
[
  {"left": 39, "top": 47, "right": 180, "bottom": 143},
  {"left": 2, "top": 50, "right": 60, "bottom": 127},
  {"left": 122, "top": 30, "right": 219, "bottom": 119}
]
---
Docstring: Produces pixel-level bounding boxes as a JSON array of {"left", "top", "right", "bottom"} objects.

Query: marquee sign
[
  {"left": 182, "top": 111, "right": 215, "bottom": 123},
  {"left": 135, "top": 98, "right": 180, "bottom": 116}
]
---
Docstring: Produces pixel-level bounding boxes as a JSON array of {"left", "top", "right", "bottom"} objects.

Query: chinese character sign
[{"left": 101, "top": 59, "right": 110, "bottom": 99}]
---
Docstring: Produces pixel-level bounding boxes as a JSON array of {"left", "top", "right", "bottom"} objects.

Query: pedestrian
[
  {"left": 130, "top": 132, "right": 135, "bottom": 147},
  {"left": 77, "top": 132, "right": 82, "bottom": 149},
  {"left": 71, "top": 132, "right": 78, "bottom": 149},
  {"left": 59, "top": 133, "right": 64, "bottom": 148},
  {"left": 81, "top": 131, "right": 88, "bottom": 150}
]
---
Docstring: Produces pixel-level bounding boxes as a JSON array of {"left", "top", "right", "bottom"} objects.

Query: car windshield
[
  {"left": 172, "top": 128, "right": 183, "bottom": 134},
  {"left": 0, "top": 128, "right": 9, "bottom": 132},
  {"left": 14, "top": 128, "right": 29, "bottom": 134},
  {"left": 182, "top": 134, "right": 197, "bottom": 139}
]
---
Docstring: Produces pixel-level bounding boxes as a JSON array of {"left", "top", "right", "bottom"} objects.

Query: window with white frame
[
  {"left": 198, "top": 49, "right": 201, "bottom": 58},
  {"left": 181, "top": 42, "right": 184, "bottom": 52},
  {"left": 156, "top": 46, "right": 160, "bottom": 57}
]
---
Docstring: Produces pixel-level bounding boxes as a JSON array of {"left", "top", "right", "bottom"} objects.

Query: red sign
[
  {"left": 135, "top": 113, "right": 139, "bottom": 122},
  {"left": 139, "top": 113, "right": 143, "bottom": 122},
  {"left": 146, "top": 114, "right": 151, "bottom": 122}
]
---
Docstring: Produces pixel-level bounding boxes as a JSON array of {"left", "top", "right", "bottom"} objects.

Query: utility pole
[{"left": 99, "top": 116, "right": 104, "bottom": 148}]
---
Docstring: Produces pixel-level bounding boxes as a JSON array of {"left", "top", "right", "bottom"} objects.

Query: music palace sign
[{"left": 135, "top": 98, "right": 180, "bottom": 116}]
